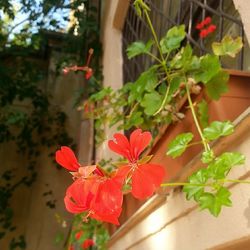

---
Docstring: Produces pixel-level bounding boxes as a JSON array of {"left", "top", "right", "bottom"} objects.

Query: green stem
[
  {"left": 186, "top": 141, "right": 203, "bottom": 148},
  {"left": 153, "top": 85, "right": 170, "bottom": 115},
  {"left": 185, "top": 80, "right": 210, "bottom": 152},
  {"left": 144, "top": 10, "right": 165, "bottom": 64},
  {"left": 146, "top": 52, "right": 162, "bottom": 63},
  {"left": 223, "top": 179, "right": 250, "bottom": 185},
  {"left": 161, "top": 182, "right": 209, "bottom": 187},
  {"left": 143, "top": 6, "right": 172, "bottom": 116}
]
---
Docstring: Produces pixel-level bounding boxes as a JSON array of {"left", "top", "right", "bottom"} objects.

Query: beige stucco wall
[
  {"left": 233, "top": 0, "right": 250, "bottom": 43},
  {"left": 109, "top": 109, "right": 250, "bottom": 250},
  {"left": 96, "top": 0, "right": 124, "bottom": 162},
  {"left": 0, "top": 51, "right": 82, "bottom": 249}
]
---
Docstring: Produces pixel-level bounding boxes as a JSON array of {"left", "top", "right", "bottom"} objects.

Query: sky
[{"left": 0, "top": 0, "right": 70, "bottom": 36}]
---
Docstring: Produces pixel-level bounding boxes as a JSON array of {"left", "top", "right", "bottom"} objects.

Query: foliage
[
  {"left": 0, "top": 0, "right": 101, "bottom": 247},
  {"left": 78, "top": 0, "right": 247, "bottom": 219}
]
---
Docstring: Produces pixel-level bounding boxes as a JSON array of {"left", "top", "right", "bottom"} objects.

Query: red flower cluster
[
  {"left": 196, "top": 17, "right": 216, "bottom": 38},
  {"left": 55, "top": 129, "right": 165, "bottom": 225},
  {"left": 63, "top": 48, "right": 94, "bottom": 80}
]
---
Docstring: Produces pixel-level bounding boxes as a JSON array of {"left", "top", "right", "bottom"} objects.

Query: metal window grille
[{"left": 122, "top": 0, "right": 246, "bottom": 84}]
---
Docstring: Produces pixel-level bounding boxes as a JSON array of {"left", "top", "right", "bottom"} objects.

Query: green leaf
[
  {"left": 194, "top": 54, "right": 221, "bottom": 84},
  {"left": 141, "top": 91, "right": 163, "bottom": 115},
  {"left": 201, "top": 150, "right": 215, "bottom": 164},
  {"left": 124, "top": 111, "right": 143, "bottom": 129},
  {"left": 207, "top": 152, "right": 245, "bottom": 179},
  {"left": 89, "top": 87, "right": 112, "bottom": 101},
  {"left": 198, "top": 187, "right": 232, "bottom": 217},
  {"left": 127, "top": 40, "right": 154, "bottom": 59},
  {"left": 197, "top": 99, "right": 209, "bottom": 128},
  {"left": 170, "top": 44, "right": 192, "bottom": 69},
  {"left": 183, "top": 169, "right": 208, "bottom": 200},
  {"left": 212, "top": 36, "right": 243, "bottom": 58},
  {"left": 128, "top": 66, "right": 158, "bottom": 103},
  {"left": 166, "top": 132, "right": 193, "bottom": 158},
  {"left": 203, "top": 121, "right": 234, "bottom": 141},
  {"left": 160, "top": 25, "right": 186, "bottom": 53},
  {"left": 205, "top": 70, "right": 229, "bottom": 100}
]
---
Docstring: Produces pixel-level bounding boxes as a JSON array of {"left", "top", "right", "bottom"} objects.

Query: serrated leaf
[
  {"left": 194, "top": 54, "right": 221, "bottom": 84},
  {"left": 212, "top": 36, "right": 243, "bottom": 58},
  {"left": 203, "top": 121, "right": 234, "bottom": 141},
  {"left": 141, "top": 91, "right": 163, "bottom": 115},
  {"left": 183, "top": 169, "right": 208, "bottom": 200},
  {"left": 198, "top": 187, "right": 232, "bottom": 217},
  {"left": 197, "top": 99, "right": 209, "bottom": 128},
  {"left": 127, "top": 40, "right": 154, "bottom": 59},
  {"left": 170, "top": 44, "right": 192, "bottom": 69},
  {"left": 166, "top": 132, "right": 193, "bottom": 158},
  {"left": 207, "top": 152, "right": 245, "bottom": 179},
  {"left": 160, "top": 25, "right": 186, "bottom": 53},
  {"left": 205, "top": 70, "right": 229, "bottom": 100}
]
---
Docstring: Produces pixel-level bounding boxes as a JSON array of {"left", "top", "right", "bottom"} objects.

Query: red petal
[
  {"left": 130, "top": 129, "right": 152, "bottom": 160},
  {"left": 196, "top": 23, "right": 203, "bottom": 30},
  {"left": 91, "top": 207, "right": 122, "bottom": 225},
  {"left": 199, "top": 29, "right": 209, "bottom": 38},
  {"left": 203, "top": 17, "right": 212, "bottom": 25},
  {"left": 92, "top": 178, "right": 123, "bottom": 213},
  {"left": 131, "top": 164, "right": 165, "bottom": 199},
  {"left": 75, "top": 230, "right": 84, "bottom": 240},
  {"left": 82, "top": 239, "right": 94, "bottom": 249},
  {"left": 108, "top": 133, "right": 132, "bottom": 160},
  {"left": 207, "top": 24, "right": 216, "bottom": 33},
  {"left": 55, "top": 146, "right": 80, "bottom": 171},
  {"left": 113, "top": 165, "right": 131, "bottom": 185},
  {"left": 64, "top": 179, "right": 97, "bottom": 214}
]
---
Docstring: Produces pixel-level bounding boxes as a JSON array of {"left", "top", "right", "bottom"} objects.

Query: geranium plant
[{"left": 58, "top": 0, "right": 249, "bottom": 248}]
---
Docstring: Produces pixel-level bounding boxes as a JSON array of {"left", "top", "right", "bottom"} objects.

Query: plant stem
[
  {"left": 223, "top": 179, "right": 250, "bottom": 185},
  {"left": 186, "top": 141, "right": 203, "bottom": 148},
  {"left": 146, "top": 52, "right": 162, "bottom": 63},
  {"left": 185, "top": 80, "right": 209, "bottom": 152},
  {"left": 143, "top": 6, "right": 172, "bottom": 116},
  {"left": 153, "top": 86, "right": 170, "bottom": 115},
  {"left": 161, "top": 182, "right": 209, "bottom": 187},
  {"left": 144, "top": 10, "right": 165, "bottom": 64}
]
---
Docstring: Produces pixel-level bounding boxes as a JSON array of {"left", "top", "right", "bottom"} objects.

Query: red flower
[
  {"left": 68, "top": 245, "right": 74, "bottom": 250},
  {"left": 108, "top": 129, "right": 165, "bottom": 199},
  {"left": 75, "top": 230, "right": 84, "bottom": 240},
  {"left": 64, "top": 175, "right": 123, "bottom": 225},
  {"left": 82, "top": 239, "right": 94, "bottom": 249}
]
